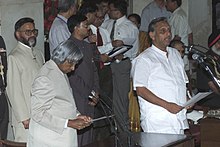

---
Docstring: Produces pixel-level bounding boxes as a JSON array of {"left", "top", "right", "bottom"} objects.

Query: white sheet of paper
[
  {"left": 183, "top": 92, "right": 212, "bottom": 107},
  {"left": 108, "top": 47, "right": 129, "bottom": 58}
]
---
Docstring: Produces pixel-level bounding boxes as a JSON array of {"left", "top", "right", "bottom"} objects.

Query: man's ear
[
  {"left": 15, "top": 31, "right": 20, "bottom": 40},
  {"left": 149, "top": 32, "right": 155, "bottom": 41},
  {"left": 74, "top": 26, "right": 79, "bottom": 33}
]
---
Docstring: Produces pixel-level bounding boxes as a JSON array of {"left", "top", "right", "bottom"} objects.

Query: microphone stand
[
  {"left": 98, "top": 98, "right": 123, "bottom": 147},
  {"left": 193, "top": 53, "right": 220, "bottom": 88},
  {"left": 99, "top": 92, "right": 133, "bottom": 147},
  {"left": 99, "top": 89, "right": 131, "bottom": 133}
]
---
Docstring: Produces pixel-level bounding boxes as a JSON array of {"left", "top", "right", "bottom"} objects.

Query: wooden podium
[
  {"left": 83, "top": 132, "right": 194, "bottom": 147},
  {"left": 200, "top": 117, "right": 220, "bottom": 147}
]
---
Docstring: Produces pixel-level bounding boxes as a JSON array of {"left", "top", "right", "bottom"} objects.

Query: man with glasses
[
  {"left": 103, "top": 0, "right": 139, "bottom": 133},
  {"left": 7, "top": 17, "right": 44, "bottom": 142}
]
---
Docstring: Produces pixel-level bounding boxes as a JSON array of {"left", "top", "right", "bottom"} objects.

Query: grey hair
[
  {"left": 58, "top": 0, "right": 76, "bottom": 13},
  {"left": 51, "top": 39, "right": 83, "bottom": 64},
  {"left": 148, "top": 17, "right": 167, "bottom": 33}
]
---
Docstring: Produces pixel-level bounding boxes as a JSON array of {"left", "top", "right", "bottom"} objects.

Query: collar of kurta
[
  {"left": 18, "top": 41, "right": 32, "bottom": 50},
  {"left": 151, "top": 44, "right": 169, "bottom": 57}
]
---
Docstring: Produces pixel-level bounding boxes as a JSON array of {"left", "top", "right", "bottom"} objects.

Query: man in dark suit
[
  {"left": 0, "top": 36, "right": 8, "bottom": 139},
  {"left": 67, "top": 14, "right": 100, "bottom": 146}
]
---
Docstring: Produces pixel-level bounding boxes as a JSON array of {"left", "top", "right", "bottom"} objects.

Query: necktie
[
  {"left": 110, "top": 20, "right": 116, "bottom": 40},
  {"left": 97, "top": 28, "right": 103, "bottom": 46}
]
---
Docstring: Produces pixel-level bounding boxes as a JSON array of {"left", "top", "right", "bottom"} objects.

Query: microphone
[
  {"left": 184, "top": 44, "right": 208, "bottom": 57},
  {"left": 192, "top": 53, "right": 204, "bottom": 62}
]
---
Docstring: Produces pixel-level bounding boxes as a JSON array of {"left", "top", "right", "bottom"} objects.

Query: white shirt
[
  {"left": 104, "top": 16, "right": 139, "bottom": 60},
  {"left": 132, "top": 45, "right": 189, "bottom": 134},
  {"left": 101, "top": 14, "right": 110, "bottom": 28},
  {"left": 49, "top": 14, "right": 71, "bottom": 55},
  {"left": 168, "top": 7, "right": 192, "bottom": 71},
  {"left": 90, "top": 25, "right": 113, "bottom": 54},
  {"left": 168, "top": 7, "right": 192, "bottom": 46}
]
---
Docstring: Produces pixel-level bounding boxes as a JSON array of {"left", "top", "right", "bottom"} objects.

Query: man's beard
[
  {"left": 19, "top": 36, "right": 37, "bottom": 48},
  {"left": 28, "top": 37, "right": 37, "bottom": 48},
  {"left": 211, "top": 45, "right": 220, "bottom": 56}
]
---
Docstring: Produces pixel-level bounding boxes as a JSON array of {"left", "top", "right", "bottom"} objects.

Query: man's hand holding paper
[{"left": 183, "top": 92, "right": 213, "bottom": 108}]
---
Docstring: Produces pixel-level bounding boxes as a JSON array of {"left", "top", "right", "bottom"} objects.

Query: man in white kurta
[
  {"left": 7, "top": 17, "right": 44, "bottom": 142},
  {"left": 132, "top": 17, "right": 188, "bottom": 134},
  {"left": 132, "top": 45, "right": 189, "bottom": 134}
]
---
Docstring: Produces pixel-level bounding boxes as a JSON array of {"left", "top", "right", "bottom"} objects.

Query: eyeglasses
[{"left": 19, "top": 29, "right": 38, "bottom": 36}]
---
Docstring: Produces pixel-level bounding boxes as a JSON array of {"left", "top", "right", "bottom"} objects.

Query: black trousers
[
  {"left": 111, "top": 59, "right": 131, "bottom": 132},
  {"left": 0, "top": 92, "right": 9, "bottom": 139},
  {"left": 94, "top": 65, "right": 113, "bottom": 141}
]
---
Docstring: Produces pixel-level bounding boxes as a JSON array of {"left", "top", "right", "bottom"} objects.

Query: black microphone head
[
  {"left": 185, "top": 44, "right": 208, "bottom": 58},
  {"left": 192, "top": 53, "right": 200, "bottom": 60}
]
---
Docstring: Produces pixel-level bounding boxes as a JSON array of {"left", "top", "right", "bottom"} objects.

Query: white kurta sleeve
[{"left": 132, "top": 57, "right": 151, "bottom": 90}]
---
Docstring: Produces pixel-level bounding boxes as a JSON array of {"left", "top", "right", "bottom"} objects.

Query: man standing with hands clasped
[
  {"left": 7, "top": 17, "right": 44, "bottom": 142},
  {"left": 132, "top": 17, "right": 189, "bottom": 134}
]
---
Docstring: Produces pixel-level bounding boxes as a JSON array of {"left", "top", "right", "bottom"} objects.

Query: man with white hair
[{"left": 7, "top": 17, "right": 44, "bottom": 142}]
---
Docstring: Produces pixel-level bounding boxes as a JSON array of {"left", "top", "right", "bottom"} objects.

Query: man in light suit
[
  {"left": 7, "top": 17, "right": 44, "bottom": 142},
  {"left": 28, "top": 40, "right": 92, "bottom": 147}
]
